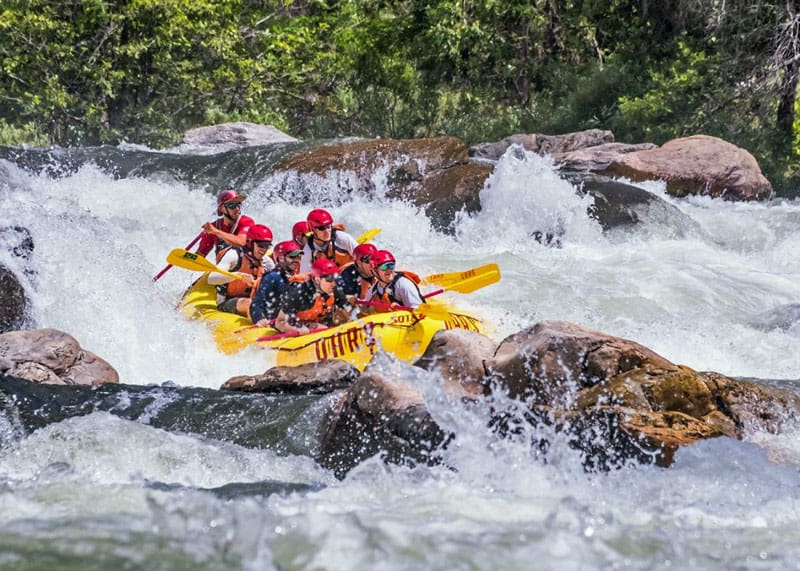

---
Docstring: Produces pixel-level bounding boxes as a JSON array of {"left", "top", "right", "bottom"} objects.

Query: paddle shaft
[
  {"left": 153, "top": 233, "right": 203, "bottom": 281},
  {"left": 258, "top": 325, "right": 334, "bottom": 342},
  {"left": 166, "top": 248, "right": 244, "bottom": 281},
  {"left": 356, "top": 288, "right": 444, "bottom": 312}
]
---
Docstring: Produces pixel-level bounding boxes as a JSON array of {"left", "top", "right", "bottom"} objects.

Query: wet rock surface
[
  {"left": 222, "top": 359, "right": 359, "bottom": 394},
  {"left": 0, "top": 329, "right": 118, "bottom": 385},
  {"left": 0, "top": 225, "right": 34, "bottom": 333}
]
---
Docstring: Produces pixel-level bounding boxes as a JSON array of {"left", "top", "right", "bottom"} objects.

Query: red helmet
[
  {"left": 311, "top": 258, "right": 339, "bottom": 277},
  {"left": 247, "top": 224, "right": 273, "bottom": 243},
  {"left": 273, "top": 240, "right": 303, "bottom": 258},
  {"left": 353, "top": 243, "right": 377, "bottom": 261},
  {"left": 217, "top": 189, "right": 245, "bottom": 206},
  {"left": 292, "top": 221, "right": 310, "bottom": 241},
  {"left": 307, "top": 208, "right": 333, "bottom": 229},
  {"left": 370, "top": 250, "right": 395, "bottom": 268}
]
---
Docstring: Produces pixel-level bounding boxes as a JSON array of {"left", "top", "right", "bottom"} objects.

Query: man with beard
[{"left": 249, "top": 240, "right": 303, "bottom": 326}]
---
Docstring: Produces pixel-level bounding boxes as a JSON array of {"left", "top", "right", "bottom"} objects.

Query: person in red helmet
[
  {"left": 274, "top": 258, "right": 352, "bottom": 334},
  {"left": 196, "top": 189, "right": 255, "bottom": 258},
  {"left": 299, "top": 208, "right": 358, "bottom": 273},
  {"left": 292, "top": 221, "right": 311, "bottom": 250},
  {"left": 365, "top": 249, "right": 424, "bottom": 310},
  {"left": 249, "top": 240, "right": 303, "bottom": 326},
  {"left": 209, "top": 224, "right": 273, "bottom": 316},
  {"left": 339, "top": 242, "right": 377, "bottom": 302}
]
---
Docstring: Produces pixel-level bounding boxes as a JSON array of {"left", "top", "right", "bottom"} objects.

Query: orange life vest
[
  {"left": 288, "top": 277, "right": 336, "bottom": 323},
  {"left": 308, "top": 227, "right": 353, "bottom": 269},
  {"left": 215, "top": 247, "right": 262, "bottom": 299}
]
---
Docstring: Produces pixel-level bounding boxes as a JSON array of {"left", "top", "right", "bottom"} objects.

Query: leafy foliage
[{"left": 0, "top": 0, "right": 797, "bottom": 194}]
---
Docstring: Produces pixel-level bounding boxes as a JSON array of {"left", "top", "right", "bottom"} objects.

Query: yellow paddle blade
[
  {"left": 425, "top": 263, "right": 500, "bottom": 287},
  {"left": 438, "top": 266, "right": 500, "bottom": 294},
  {"left": 356, "top": 228, "right": 382, "bottom": 244},
  {"left": 166, "top": 249, "right": 243, "bottom": 281}
]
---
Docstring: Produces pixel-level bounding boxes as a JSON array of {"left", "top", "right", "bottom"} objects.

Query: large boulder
[
  {"left": 413, "top": 329, "right": 497, "bottom": 398},
  {"left": 221, "top": 359, "right": 359, "bottom": 394},
  {"left": 0, "top": 329, "right": 118, "bottom": 385},
  {"left": 181, "top": 121, "right": 297, "bottom": 148},
  {"left": 484, "top": 321, "right": 800, "bottom": 468},
  {"left": 274, "top": 136, "right": 489, "bottom": 231},
  {"left": 553, "top": 142, "right": 658, "bottom": 173},
  {"left": 318, "top": 358, "right": 450, "bottom": 478},
  {"left": 578, "top": 175, "right": 702, "bottom": 234},
  {"left": 469, "top": 129, "right": 616, "bottom": 162},
  {"left": 602, "top": 135, "right": 772, "bottom": 201}
]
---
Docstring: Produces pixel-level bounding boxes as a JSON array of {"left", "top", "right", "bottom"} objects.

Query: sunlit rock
[
  {"left": 60, "top": 350, "right": 120, "bottom": 386},
  {"left": 484, "top": 320, "right": 800, "bottom": 469},
  {"left": 221, "top": 359, "right": 359, "bottom": 394},
  {"left": 274, "top": 136, "right": 487, "bottom": 231},
  {"left": 413, "top": 329, "right": 497, "bottom": 398},
  {"left": 485, "top": 321, "right": 673, "bottom": 407},
  {"left": 181, "top": 121, "right": 297, "bottom": 148},
  {"left": 469, "top": 129, "right": 615, "bottom": 162},
  {"left": 552, "top": 142, "right": 657, "bottom": 173},
  {"left": 0, "top": 328, "right": 118, "bottom": 385},
  {"left": 602, "top": 135, "right": 772, "bottom": 201}
]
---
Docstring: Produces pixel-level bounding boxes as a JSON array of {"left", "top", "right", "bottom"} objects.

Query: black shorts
[{"left": 217, "top": 297, "right": 241, "bottom": 314}]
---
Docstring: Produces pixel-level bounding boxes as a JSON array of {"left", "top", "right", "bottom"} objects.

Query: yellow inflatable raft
[{"left": 179, "top": 274, "right": 486, "bottom": 371}]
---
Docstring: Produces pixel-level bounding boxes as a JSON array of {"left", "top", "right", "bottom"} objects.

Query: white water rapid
[{"left": 0, "top": 146, "right": 799, "bottom": 569}]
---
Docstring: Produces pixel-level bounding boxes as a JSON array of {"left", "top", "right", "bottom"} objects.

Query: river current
[{"left": 0, "top": 143, "right": 799, "bottom": 569}]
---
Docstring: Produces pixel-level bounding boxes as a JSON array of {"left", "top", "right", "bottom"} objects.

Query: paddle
[
  {"left": 424, "top": 263, "right": 500, "bottom": 287},
  {"left": 153, "top": 233, "right": 203, "bottom": 281},
  {"left": 356, "top": 228, "right": 381, "bottom": 244},
  {"left": 258, "top": 325, "right": 334, "bottom": 342},
  {"left": 165, "top": 248, "right": 244, "bottom": 281}
]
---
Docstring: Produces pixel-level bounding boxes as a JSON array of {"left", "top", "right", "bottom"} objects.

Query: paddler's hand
[
  {"left": 239, "top": 274, "right": 255, "bottom": 287},
  {"left": 202, "top": 222, "right": 218, "bottom": 235}
]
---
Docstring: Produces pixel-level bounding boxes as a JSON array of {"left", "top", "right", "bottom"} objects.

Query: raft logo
[
  {"left": 443, "top": 313, "right": 482, "bottom": 332},
  {"left": 313, "top": 325, "right": 373, "bottom": 360}
]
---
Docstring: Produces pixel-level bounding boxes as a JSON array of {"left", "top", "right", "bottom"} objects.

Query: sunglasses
[
  {"left": 359, "top": 256, "right": 372, "bottom": 263},
  {"left": 254, "top": 240, "right": 271, "bottom": 248},
  {"left": 224, "top": 202, "right": 241, "bottom": 209},
  {"left": 313, "top": 224, "right": 332, "bottom": 232},
  {"left": 378, "top": 262, "right": 395, "bottom": 271},
  {"left": 321, "top": 274, "right": 338, "bottom": 282},
  {"left": 285, "top": 251, "right": 302, "bottom": 259}
]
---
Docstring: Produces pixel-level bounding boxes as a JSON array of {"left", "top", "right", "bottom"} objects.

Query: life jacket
[
  {"left": 289, "top": 277, "right": 336, "bottom": 324},
  {"left": 370, "top": 271, "right": 423, "bottom": 309},
  {"left": 308, "top": 226, "right": 353, "bottom": 269},
  {"left": 358, "top": 275, "right": 374, "bottom": 299},
  {"left": 213, "top": 216, "right": 239, "bottom": 254},
  {"left": 215, "top": 246, "right": 262, "bottom": 299}
]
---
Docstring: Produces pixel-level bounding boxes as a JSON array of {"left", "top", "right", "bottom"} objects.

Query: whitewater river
[{"left": 0, "top": 143, "right": 799, "bottom": 569}]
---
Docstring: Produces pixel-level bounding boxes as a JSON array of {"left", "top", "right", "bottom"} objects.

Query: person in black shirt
[{"left": 274, "top": 258, "right": 351, "bottom": 335}]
